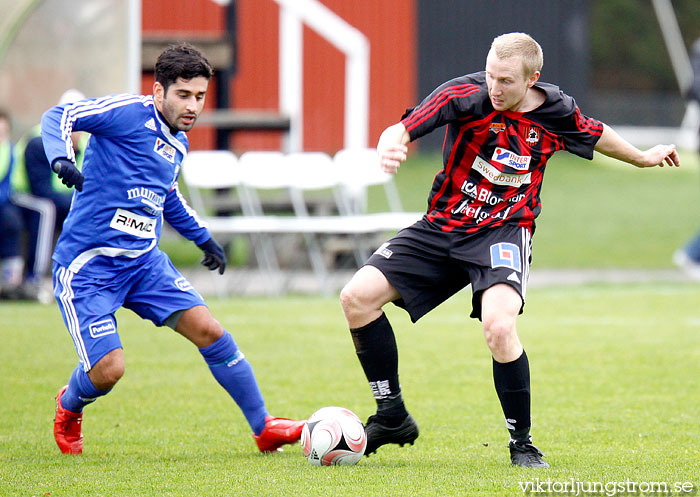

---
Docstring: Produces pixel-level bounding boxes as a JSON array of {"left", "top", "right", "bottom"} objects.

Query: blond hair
[{"left": 490, "top": 32, "right": 543, "bottom": 78}]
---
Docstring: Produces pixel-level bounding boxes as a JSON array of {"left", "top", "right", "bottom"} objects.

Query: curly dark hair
[{"left": 155, "top": 43, "right": 213, "bottom": 93}]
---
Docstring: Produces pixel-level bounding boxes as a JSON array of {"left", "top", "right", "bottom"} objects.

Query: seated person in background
[
  {"left": 0, "top": 108, "right": 26, "bottom": 299},
  {"left": 11, "top": 89, "right": 87, "bottom": 299}
]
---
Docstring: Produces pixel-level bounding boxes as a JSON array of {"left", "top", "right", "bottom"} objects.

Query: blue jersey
[{"left": 41, "top": 94, "right": 210, "bottom": 276}]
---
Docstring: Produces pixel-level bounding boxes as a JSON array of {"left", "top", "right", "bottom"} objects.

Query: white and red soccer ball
[{"left": 301, "top": 406, "right": 367, "bottom": 466}]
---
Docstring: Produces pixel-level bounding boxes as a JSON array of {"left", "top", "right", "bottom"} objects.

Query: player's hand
[
  {"left": 378, "top": 144, "right": 408, "bottom": 174},
  {"left": 51, "top": 158, "right": 84, "bottom": 191},
  {"left": 197, "top": 237, "right": 227, "bottom": 275},
  {"left": 640, "top": 144, "right": 680, "bottom": 168},
  {"left": 377, "top": 123, "right": 410, "bottom": 174}
]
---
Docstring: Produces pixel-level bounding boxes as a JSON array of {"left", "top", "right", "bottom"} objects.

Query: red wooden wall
[{"left": 141, "top": 0, "right": 416, "bottom": 153}]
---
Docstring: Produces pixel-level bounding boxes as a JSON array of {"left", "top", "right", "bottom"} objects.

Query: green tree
[{"left": 591, "top": 0, "right": 700, "bottom": 92}]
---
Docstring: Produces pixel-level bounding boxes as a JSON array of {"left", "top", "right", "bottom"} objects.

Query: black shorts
[{"left": 366, "top": 218, "right": 532, "bottom": 322}]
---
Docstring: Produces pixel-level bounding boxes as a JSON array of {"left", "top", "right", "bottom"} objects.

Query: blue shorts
[{"left": 53, "top": 251, "right": 206, "bottom": 371}]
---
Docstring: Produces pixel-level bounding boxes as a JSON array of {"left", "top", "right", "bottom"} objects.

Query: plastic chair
[
  {"left": 181, "top": 150, "right": 243, "bottom": 215},
  {"left": 282, "top": 152, "right": 342, "bottom": 291},
  {"left": 333, "top": 147, "right": 404, "bottom": 214}
]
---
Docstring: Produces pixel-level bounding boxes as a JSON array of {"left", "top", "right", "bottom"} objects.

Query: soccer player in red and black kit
[{"left": 340, "top": 32, "right": 680, "bottom": 468}]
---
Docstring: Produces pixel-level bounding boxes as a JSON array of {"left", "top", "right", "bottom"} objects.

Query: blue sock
[
  {"left": 199, "top": 330, "right": 268, "bottom": 435},
  {"left": 60, "top": 365, "right": 109, "bottom": 413}
]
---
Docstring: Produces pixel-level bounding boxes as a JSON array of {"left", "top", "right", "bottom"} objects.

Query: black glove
[
  {"left": 51, "top": 158, "right": 84, "bottom": 191},
  {"left": 197, "top": 237, "right": 226, "bottom": 275}
]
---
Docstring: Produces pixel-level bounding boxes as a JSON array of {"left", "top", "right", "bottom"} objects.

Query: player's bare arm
[
  {"left": 594, "top": 124, "right": 680, "bottom": 168},
  {"left": 377, "top": 122, "right": 410, "bottom": 174}
]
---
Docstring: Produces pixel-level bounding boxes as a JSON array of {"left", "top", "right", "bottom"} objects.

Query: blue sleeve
[
  {"left": 41, "top": 94, "right": 148, "bottom": 165},
  {"left": 163, "top": 182, "right": 211, "bottom": 244}
]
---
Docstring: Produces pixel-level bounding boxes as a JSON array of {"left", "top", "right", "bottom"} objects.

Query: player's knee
[
  {"left": 341, "top": 266, "right": 396, "bottom": 328},
  {"left": 482, "top": 314, "right": 516, "bottom": 353},
  {"left": 340, "top": 281, "right": 366, "bottom": 318},
  {"left": 339, "top": 284, "right": 354, "bottom": 314},
  {"left": 198, "top": 317, "right": 224, "bottom": 346},
  {"left": 176, "top": 306, "right": 224, "bottom": 347},
  {"left": 101, "top": 364, "right": 125, "bottom": 389},
  {"left": 90, "top": 351, "right": 125, "bottom": 390}
]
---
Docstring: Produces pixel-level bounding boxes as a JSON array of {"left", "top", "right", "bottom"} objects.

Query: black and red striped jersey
[{"left": 400, "top": 71, "right": 603, "bottom": 234}]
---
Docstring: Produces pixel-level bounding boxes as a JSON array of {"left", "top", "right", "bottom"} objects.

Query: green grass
[
  {"left": 163, "top": 149, "right": 700, "bottom": 269},
  {"left": 533, "top": 151, "right": 700, "bottom": 268},
  {"left": 1, "top": 284, "right": 699, "bottom": 496}
]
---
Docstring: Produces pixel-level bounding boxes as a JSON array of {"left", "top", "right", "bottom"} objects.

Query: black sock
[
  {"left": 350, "top": 312, "right": 407, "bottom": 425},
  {"left": 493, "top": 351, "right": 531, "bottom": 442}
]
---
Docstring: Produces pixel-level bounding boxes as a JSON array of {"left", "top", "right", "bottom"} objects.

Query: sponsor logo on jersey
[
  {"left": 89, "top": 318, "right": 116, "bottom": 338},
  {"left": 526, "top": 126, "right": 540, "bottom": 144},
  {"left": 472, "top": 157, "right": 532, "bottom": 186},
  {"left": 154, "top": 137, "right": 176, "bottom": 163},
  {"left": 374, "top": 242, "right": 393, "bottom": 259},
  {"left": 489, "top": 122, "right": 506, "bottom": 134},
  {"left": 145, "top": 118, "right": 157, "bottom": 131},
  {"left": 127, "top": 187, "right": 166, "bottom": 215},
  {"left": 459, "top": 180, "right": 526, "bottom": 205},
  {"left": 452, "top": 200, "right": 512, "bottom": 223},
  {"left": 491, "top": 148, "right": 531, "bottom": 171},
  {"left": 110, "top": 208, "right": 156, "bottom": 238},
  {"left": 459, "top": 180, "right": 503, "bottom": 206},
  {"left": 490, "top": 242, "right": 521, "bottom": 272},
  {"left": 175, "top": 277, "right": 194, "bottom": 292}
]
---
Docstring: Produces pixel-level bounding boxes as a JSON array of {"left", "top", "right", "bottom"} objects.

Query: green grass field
[
  {"left": 2, "top": 149, "right": 699, "bottom": 496},
  {"left": 1, "top": 283, "right": 699, "bottom": 496}
]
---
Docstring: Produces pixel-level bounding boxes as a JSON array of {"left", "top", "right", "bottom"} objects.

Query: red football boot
[
  {"left": 253, "top": 416, "right": 304, "bottom": 452},
  {"left": 54, "top": 385, "right": 83, "bottom": 455}
]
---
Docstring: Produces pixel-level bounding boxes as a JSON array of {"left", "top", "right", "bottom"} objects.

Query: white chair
[
  {"left": 238, "top": 151, "right": 291, "bottom": 216},
  {"left": 239, "top": 151, "right": 350, "bottom": 291},
  {"left": 282, "top": 151, "right": 345, "bottom": 216},
  {"left": 183, "top": 150, "right": 286, "bottom": 293},
  {"left": 333, "top": 148, "right": 423, "bottom": 263},
  {"left": 285, "top": 152, "right": 351, "bottom": 288},
  {"left": 333, "top": 147, "right": 404, "bottom": 214},
  {"left": 181, "top": 149, "right": 423, "bottom": 295},
  {"left": 239, "top": 150, "right": 343, "bottom": 293},
  {"left": 235, "top": 150, "right": 299, "bottom": 283},
  {"left": 180, "top": 150, "right": 245, "bottom": 295},
  {"left": 181, "top": 150, "right": 243, "bottom": 215}
]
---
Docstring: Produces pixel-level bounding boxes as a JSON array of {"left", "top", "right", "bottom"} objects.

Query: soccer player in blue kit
[
  {"left": 43, "top": 43, "right": 303, "bottom": 455},
  {"left": 340, "top": 33, "right": 680, "bottom": 468}
]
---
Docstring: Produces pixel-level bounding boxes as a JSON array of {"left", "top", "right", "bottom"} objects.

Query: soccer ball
[{"left": 301, "top": 406, "right": 367, "bottom": 466}]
